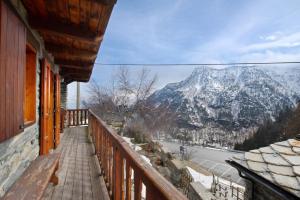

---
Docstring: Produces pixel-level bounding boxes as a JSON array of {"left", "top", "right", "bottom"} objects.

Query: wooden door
[
  {"left": 54, "top": 74, "right": 61, "bottom": 148},
  {"left": 40, "top": 59, "right": 54, "bottom": 155},
  {"left": 48, "top": 71, "right": 55, "bottom": 149}
]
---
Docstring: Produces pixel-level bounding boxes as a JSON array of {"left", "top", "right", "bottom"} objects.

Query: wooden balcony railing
[
  {"left": 66, "top": 109, "right": 88, "bottom": 126},
  {"left": 88, "top": 110, "right": 187, "bottom": 200}
]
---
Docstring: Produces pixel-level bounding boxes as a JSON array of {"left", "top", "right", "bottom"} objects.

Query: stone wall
[
  {"left": 181, "top": 167, "right": 193, "bottom": 194},
  {"left": 0, "top": 50, "right": 41, "bottom": 197},
  {"left": 0, "top": 125, "right": 40, "bottom": 196}
]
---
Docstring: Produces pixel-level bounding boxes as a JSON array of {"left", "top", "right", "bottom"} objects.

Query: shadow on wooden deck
[{"left": 42, "top": 126, "right": 109, "bottom": 200}]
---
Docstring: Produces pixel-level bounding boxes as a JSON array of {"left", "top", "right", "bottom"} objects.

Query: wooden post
[
  {"left": 125, "top": 162, "right": 132, "bottom": 200},
  {"left": 114, "top": 147, "right": 124, "bottom": 200},
  {"left": 76, "top": 82, "right": 80, "bottom": 109},
  {"left": 134, "top": 171, "right": 142, "bottom": 200}
]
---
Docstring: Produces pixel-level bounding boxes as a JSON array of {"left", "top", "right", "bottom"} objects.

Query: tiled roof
[{"left": 233, "top": 139, "right": 300, "bottom": 197}]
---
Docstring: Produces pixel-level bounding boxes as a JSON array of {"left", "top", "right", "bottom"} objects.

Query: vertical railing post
[
  {"left": 125, "top": 161, "right": 132, "bottom": 200},
  {"left": 85, "top": 110, "right": 88, "bottom": 124},
  {"left": 68, "top": 110, "right": 70, "bottom": 127},
  {"left": 76, "top": 110, "right": 80, "bottom": 126},
  {"left": 134, "top": 171, "right": 142, "bottom": 200},
  {"left": 85, "top": 110, "right": 87, "bottom": 125},
  {"left": 73, "top": 110, "right": 75, "bottom": 126},
  {"left": 113, "top": 147, "right": 124, "bottom": 200},
  {"left": 100, "top": 125, "right": 103, "bottom": 166},
  {"left": 81, "top": 109, "right": 83, "bottom": 125},
  {"left": 109, "top": 141, "right": 113, "bottom": 197},
  {"left": 104, "top": 130, "right": 107, "bottom": 176}
]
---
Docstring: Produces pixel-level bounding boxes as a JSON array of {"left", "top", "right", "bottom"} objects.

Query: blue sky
[{"left": 67, "top": 0, "right": 300, "bottom": 108}]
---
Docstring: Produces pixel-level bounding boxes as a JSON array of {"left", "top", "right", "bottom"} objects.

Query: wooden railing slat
[
  {"left": 65, "top": 109, "right": 88, "bottom": 127},
  {"left": 109, "top": 140, "right": 113, "bottom": 195},
  {"left": 125, "top": 161, "right": 132, "bottom": 200},
  {"left": 134, "top": 172, "right": 142, "bottom": 200},
  {"left": 113, "top": 147, "right": 124, "bottom": 200}
]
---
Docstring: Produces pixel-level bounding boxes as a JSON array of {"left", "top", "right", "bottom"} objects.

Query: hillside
[{"left": 234, "top": 103, "right": 300, "bottom": 151}]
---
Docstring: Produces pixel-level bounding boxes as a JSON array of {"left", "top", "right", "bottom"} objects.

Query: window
[{"left": 24, "top": 45, "right": 36, "bottom": 126}]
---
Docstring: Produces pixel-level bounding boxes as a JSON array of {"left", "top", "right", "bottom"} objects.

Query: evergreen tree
[{"left": 234, "top": 104, "right": 299, "bottom": 151}]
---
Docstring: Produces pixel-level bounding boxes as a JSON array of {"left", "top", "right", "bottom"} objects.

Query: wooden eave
[{"left": 21, "top": 0, "right": 116, "bottom": 83}]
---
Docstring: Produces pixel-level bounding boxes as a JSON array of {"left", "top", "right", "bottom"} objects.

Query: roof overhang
[
  {"left": 226, "top": 160, "right": 300, "bottom": 200},
  {"left": 22, "top": 0, "right": 117, "bottom": 84}
]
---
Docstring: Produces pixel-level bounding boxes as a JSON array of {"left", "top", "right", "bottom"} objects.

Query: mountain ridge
[{"left": 148, "top": 65, "right": 300, "bottom": 146}]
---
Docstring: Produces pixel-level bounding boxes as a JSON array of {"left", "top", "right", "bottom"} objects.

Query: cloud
[
  {"left": 265, "top": 35, "right": 277, "bottom": 41},
  {"left": 243, "top": 32, "right": 300, "bottom": 52},
  {"left": 239, "top": 50, "right": 300, "bottom": 63}
]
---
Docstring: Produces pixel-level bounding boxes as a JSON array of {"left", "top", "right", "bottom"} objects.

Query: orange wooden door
[
  {"left": 40, "top": 59, "right": 55, "bottom": 155},
  {"left": 54, "top": 74, "right": 61, "bottom": 148},
  {"left": 48, "top": 71, "right": 55, "bottom": 150}
]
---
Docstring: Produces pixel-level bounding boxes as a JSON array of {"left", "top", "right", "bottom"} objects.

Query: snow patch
[
  {"left": 231, "top": 100, "right": 240, "bottom": 121},
  {"left": 122, "top": 136, "right": 142, "bottom": 151},
  {"left": 186, "top": 166, "right": 213, "bottom": 189}
]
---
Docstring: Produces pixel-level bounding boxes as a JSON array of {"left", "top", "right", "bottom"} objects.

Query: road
[
  {"left": 159, "top": 141, "right": 245, "bottom": 185},
  {"left": 160, "top": 141, "right": 242, "bottom": 164}
]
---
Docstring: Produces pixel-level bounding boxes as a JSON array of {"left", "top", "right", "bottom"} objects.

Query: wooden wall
[{"left": 0, "top": 1, "right": 26, "bottom": 142}]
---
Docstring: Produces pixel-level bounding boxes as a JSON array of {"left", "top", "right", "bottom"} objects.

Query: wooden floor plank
[{"left": 43, "top": 126, "right": 108, "bottom": 200}]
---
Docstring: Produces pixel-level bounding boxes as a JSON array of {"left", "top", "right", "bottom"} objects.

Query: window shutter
[{"left": 0, "top": 1, "right": 26, "bottom": 143}]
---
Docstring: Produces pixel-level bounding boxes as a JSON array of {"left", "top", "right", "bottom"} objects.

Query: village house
[
  {"left": 0, "top": 0, "right": 187, "bottom": 199},
  {"left": 228, "top": 136, "right": 300, "bottom": 200}
]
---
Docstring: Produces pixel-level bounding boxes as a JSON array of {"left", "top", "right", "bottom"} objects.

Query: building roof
[
  {"left": 233, "top": 138, "right": 300, "bottom": 197},
  {"left": 21, "top": 0, "right": 117, "bottom": 83}
]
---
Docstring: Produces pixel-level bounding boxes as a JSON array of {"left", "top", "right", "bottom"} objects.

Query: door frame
[
  {"left": 54, "top": 74, "right": 61, "bottom": 148},
  {"left": 40, "top": 58, "right": 54, "bottom": 155}
]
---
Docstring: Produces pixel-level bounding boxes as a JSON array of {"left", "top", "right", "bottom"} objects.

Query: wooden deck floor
[{"left": 42, "top": 126, "right": 109, "bottom": 200}]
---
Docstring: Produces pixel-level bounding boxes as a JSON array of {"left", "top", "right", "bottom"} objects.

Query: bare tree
[
  {"left": 84, "top": 66, "right": 177, "bottom": 142},
  {"left": 116, "top": 67, "right": 157, "bottom": 113},
  {"left": 83, "top": 79, "right": 119, "bottom": 121}
]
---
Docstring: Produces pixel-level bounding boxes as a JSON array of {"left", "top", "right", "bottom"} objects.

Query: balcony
[{"left": 43, "top": 109, "right": 187, "bottom": 200}]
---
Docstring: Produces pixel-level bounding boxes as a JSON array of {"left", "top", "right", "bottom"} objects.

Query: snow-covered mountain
[
  {"left": 263, "top": 66, "right": 300, "bottom": 96},
  {"left": 148, "top": 66, "right": 300, "bottom": 139}
]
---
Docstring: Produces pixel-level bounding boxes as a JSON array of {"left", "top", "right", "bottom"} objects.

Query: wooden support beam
[
  {"left": 60, "top": 65, "right": 93, "bottom": 70},
  {"left": 50, "top": 50, "right": 97, "bottom": 61},
  {"left": 64, "top": 77, "right": 89, "bottom": 84},
  {"left": 63, "top": 73, "right": 91, "bottom": 79},
  {"left": 94, "top": 0, "right": 117, "bottom": 5},
  {"left": 60, "top": 68, "right": 92, "bottom": 76},
  {"left": 29, "top": 18, "right": 104, "bottom": 42},
  {"left": 45, "top": 43, "right": 97, "bottom": 55},
  {"left": 44, "top": 42, "right": 98, "bottom": 54},
  {"left": 64, "top": 78, "right": 89, "bottom": 84},
  {"left": 52, "top": 54, "right": 96, "bottom": 62},
  {"left": 54, "top": 58, "right": 94, "bottom": 67}
]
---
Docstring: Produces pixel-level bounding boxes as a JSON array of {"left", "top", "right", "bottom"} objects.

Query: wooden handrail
[
  {"left": 88, "top": 109, "right": 187, "bottom": 200},
  {"left": 66, "top": 109, "right": 88, "bottom": 127}
]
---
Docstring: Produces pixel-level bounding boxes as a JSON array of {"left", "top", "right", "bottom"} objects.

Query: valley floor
[{"left": 159, "top": 141, "right": 245, "bottom": 185}]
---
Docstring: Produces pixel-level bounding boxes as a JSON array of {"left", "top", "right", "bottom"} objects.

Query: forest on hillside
[{"left": 234, "top": 103, "right": 300, "bottom": 151}]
